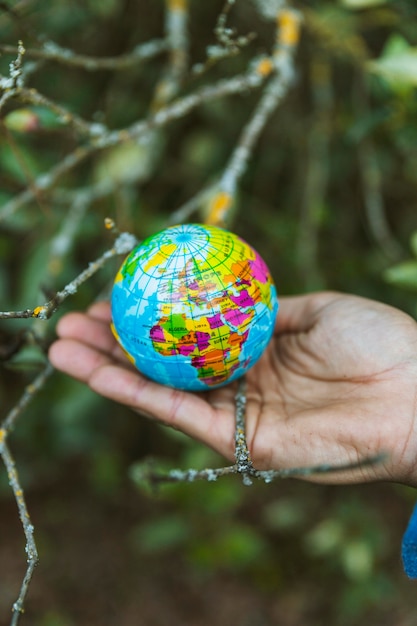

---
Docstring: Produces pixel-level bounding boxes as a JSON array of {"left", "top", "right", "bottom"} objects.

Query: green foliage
[
  {"left": 368, "top": 34, "right": 417, "bottom": 90},
  {"left": 385, "top": 231, "right": 417, "bottom": 294}
]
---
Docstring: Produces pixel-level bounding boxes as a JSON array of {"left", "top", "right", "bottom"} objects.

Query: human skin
[{"left": 48, "top": 291, "right": 417, "bottom": 486}]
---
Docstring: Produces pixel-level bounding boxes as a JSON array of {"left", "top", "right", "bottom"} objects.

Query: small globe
[{"left": 111, "top": 224, "right": 279, "bottom": 391}]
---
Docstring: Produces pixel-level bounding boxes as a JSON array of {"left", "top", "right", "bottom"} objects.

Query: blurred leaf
[
  {"left": 131, "top": 514, "right": 190, "bottom": 554},
  {"left": 368, "top": 35, "right": 417, "bottom": 89},
  {"left": 262, "top": 497, "right": 307, "bottom": 532},
  {"left": 94, "top": 136, "right": 162, "bottom": 185},
  {"left": 384, "top": 260, "right": 417, "bottom": 290},
  {"left": 51, "top": 379, "right": 107, "bottom": 455},
  {"left": 4, "top": 109, "right": 40, "bottom": 133},
  {"left": 38, "top": 611, "right": 75, "bottom": 626},
  {"left": 346, "top": 108, "right": 390, "bottom": 143},
  {"left": 341, "top": 539, "right": 374, "bottom": 580},
  {"left": 189, "top": 523, "right": 269, "bottom": 571},
  {"left": 87, "top": 0, "right": 119, "bottom": 17},
  {"left": 6, "top": 344, "right": 46, "bottom": 371},
  {"left": 0, "top": 141, "right": 40, "bottom": 184},
  {"left": 18, "top": 239, "right": 51, "bottom": 309},
  {"left": 304, "top": 518, "right": 345, "bottom": 556},
  {"left": 88, "top": 448, "right": 123, "bottom": 495},
  {"left": 340, "top": 0, "right": 387, "bottom": 7},
  {"left": 339, "top": 573, "right": 395, "bottom": 621}
]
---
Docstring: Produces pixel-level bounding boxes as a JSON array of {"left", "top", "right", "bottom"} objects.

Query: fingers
[
  {"left": 56, "top": 312, "right": 114, "bottom": 350},
  {"left": 87, "top": 300, "right": 112, "bottom": 322},
  {"left": 49, "top": 302, "right": 236, "bottom": 459},
  {"left": 87, "top": 364, "right": 234, "bottom": 456},
  {"left": 54, "top": 302, "right": 129, "bottom": 364},
  {"left": 49, "top": 338, "right": 115, "bottom": 382},
  {"left": 49, "top": 334, "right": 235, "bottom": 459}
]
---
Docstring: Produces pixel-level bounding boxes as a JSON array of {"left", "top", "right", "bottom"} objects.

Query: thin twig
[
  {"left": 0, "top": 438, "right": 38, "bottom": 626},
  {"left": 1, "top": 362, "right": 54, "bottom": 433},
  {"left": 296, "top": 56, "right": 331, "bottom": 289},
  {"left": 0, "top": 40, "right": 26, "bottom": 113},
  {"left": 358, "top": 140, "right": 404, "bottom": 262},
  {"left": 0, "top": 145, "right": 94, "bottom": 223},
  {"left": 206, "top": 7, "right": 301, "bottom": 225},
  {"left": 16, "top": 86, "right": 107, "bottom": 137},
  {"left": 0, "top": 38, "right": 169, "bottom": 71},
  {"left": 234, "top": 378, "right": 254, "bottom": 485},
  {"left": 134, "top": 375, "right": 385, "bottom": 488},
  {"left": 0, "top": 65, "right": 268, "bottom": 224},
  {"left": 0, "top": 362, "right": 54, "bottom": 626},
  {"left": 152, "top": 0, "right": 189, "bottom": 107},
  {"left": 0, "top": 231, "right": 138, "bottom": 320}
]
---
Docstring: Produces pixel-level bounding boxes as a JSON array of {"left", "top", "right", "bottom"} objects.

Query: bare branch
[
  {"left": 2, "top": 362, "right": 54, "bottom": 433},
  {"left": 0, "top": 38, "right": 169, "bottom": 71},
  {"left": 0, "top": 231, "right": 138, "bottom": 320},
  {"left": 16, "top": 86, "right": 107, "bottom": 137},
  {"left": 0, "top": 65, "right": 268, "bottom": 223},
  {"left": 0, "top": 438, "right": 38, "bottom": 626}
]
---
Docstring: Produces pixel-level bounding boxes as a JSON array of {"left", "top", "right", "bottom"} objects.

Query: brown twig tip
[
  {"left": 104, "top": 217, "right": 123, "bottom": 238},
  {"left": 104, "top": 217, "right": 116, "bottom": 230}
]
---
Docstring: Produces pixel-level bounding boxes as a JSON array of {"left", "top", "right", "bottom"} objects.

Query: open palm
[{"left": 49, "top": 291, "right": 417, "bottom": 486}]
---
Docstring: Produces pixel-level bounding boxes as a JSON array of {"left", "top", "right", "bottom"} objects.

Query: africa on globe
[{"left": 111, "top": 224, "right": 279, "bottom": 391}]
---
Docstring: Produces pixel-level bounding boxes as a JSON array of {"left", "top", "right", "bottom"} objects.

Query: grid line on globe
[{"left": 111, "top": 224, "right": 279, "bottom": 391}]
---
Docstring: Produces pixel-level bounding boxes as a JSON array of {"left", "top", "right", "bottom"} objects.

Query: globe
[{"left": 111, "top": 223, "right": 279, "bottom": 391}]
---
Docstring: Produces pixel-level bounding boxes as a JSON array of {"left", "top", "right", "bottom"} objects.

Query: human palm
[{"left": 49, "top": 291, "right": 417, "bottom": 486}]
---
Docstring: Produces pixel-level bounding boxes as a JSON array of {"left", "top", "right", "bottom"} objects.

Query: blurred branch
[
  {"left": 0, "top": 438, "right": 38, "bottom": 626},
  {"left": 2, "top": 362, "right": 54, "bottom": 433},
  {"left": 206, "top": 8, "right": 302, "bottom": 225},
  {"left": 358, "top": 140, "right": 404, "bottom": 262},
  {"left": 152, "top": 0, "right": 189, "bottom": 107},
  {"left": 304, "top": 8, "right": 369, "bottom": 64},
  {"left": 0, "top": 230, "right": 138, "bottom": 320},
  {"left": 0, "top": 39, "right": 26, "bottom": 112},
  {"left": 0, "top": 363, "right": 54, "bottom": 625},
  {"left": 0, "top": 38, "right": 169, "bottom": 71},
  {"left": 353, "top": 72, "right": 404, "bottom": 262},
  {"left": 0, "top": 64, "right": 269, "bottom": 224},
  {"left": 16, "top": 86, "right": 107, "bottom": 136},
  {"left": 296, "top": 56, "right": 332, "bottom": 289},
  {"left": 191, "top": 0, "right": 256, "bottom": 77},
  {"left": 0, "top": 145, "right": 94, "bottom": 223}
]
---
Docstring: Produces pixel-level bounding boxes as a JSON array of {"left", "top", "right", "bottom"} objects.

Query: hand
[{"left": 48, "top": 292, "right": 417, "bottom": 486}]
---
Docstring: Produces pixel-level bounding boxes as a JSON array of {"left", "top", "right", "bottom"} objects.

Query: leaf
[
  {"left": 368, "top": 35, "right": 417, "bottom": 89},
  {"left": 341, "top": 539, "right": 374, "bottom": 580},
  {"left": 340, "top": 0, "right": 387, "bottom": 8},
  {"left": 4, "top": 109, "right": 40, "bottom": 133},
  {"left": 94, "top": 135, "right": 162, "bottom": 185},
  {"left": 131, "top": 515, "right": 190, "bottom": 554},
  {"left": 384, "top": 260, "right": 417, "bottom": 290}
]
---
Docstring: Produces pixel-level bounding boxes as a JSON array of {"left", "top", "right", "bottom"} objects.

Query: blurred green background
[{"left": 1, "top": 0, "right": 417, "bottom": 624}]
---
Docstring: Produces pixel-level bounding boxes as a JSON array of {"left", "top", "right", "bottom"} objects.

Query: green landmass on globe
[{"left": 111, "top": 224, "right": 278, "bottom": 391}]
